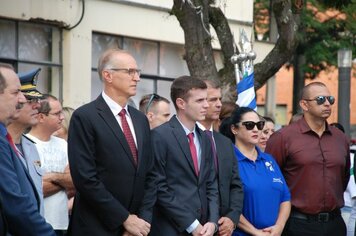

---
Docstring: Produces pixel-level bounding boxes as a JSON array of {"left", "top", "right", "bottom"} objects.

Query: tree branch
[
  {"left": 208, "top": 6, "right": 235, "bottom": 85},
  {"left": 254, "top": 0, "right": 301, "bottom": 89}
]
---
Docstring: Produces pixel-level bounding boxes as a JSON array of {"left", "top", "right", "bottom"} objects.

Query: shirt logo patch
[
  {"left": 265, "top": 161, "right": 274, "bottom": 172},
  {"left": 273, "top": 178, "right": 283, "bottom": 184}
]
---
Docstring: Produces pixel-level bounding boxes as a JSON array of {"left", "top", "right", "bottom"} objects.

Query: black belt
[{"left": 290, "top": 209, "right": 341, "bottom": 222}]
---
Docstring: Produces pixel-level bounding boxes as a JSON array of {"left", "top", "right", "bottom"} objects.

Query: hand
[
  {"left": 200, "top": 222, "right": 216, "bottom": 236},
  {"left": 262, "top": 224, "right": 283, "bottom": 236},
  {"left": 192, "top": 224, "right": 203, "bottom": 236},
  {"left": 122, "top": 231, "right": 135, "bottom": 236},
  {"left": 252, "top": 229, "right": 271, "bottom": 236},
  {"left": 218, "top": 217, "right": 235, "bottom": 236},
  {"left": 123, "top": 214, "right": 150, "bottom": 236}
]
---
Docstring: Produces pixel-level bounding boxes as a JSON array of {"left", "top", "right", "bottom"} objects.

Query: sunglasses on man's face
[
  {"left": 304, "top": 95, "right": 335, "bottom": 105},
  {"left": 239, "top": 121, "right": 265, "bottom": 131}
]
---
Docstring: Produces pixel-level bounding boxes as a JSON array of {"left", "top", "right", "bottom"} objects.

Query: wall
[{"left": 1, "top": 0, "right": 274, "bottom": 108}]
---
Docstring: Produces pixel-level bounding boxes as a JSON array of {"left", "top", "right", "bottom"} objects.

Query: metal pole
[
  {"left": 337, "top": 49, "right": 352, "bottom": 137},
  {"left": 265, "top": 75, "right": 276, "bottom": 119}
]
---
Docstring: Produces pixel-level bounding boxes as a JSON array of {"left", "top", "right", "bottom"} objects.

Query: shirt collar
[
  {"left": 196, "top": 122, "right": 213, "bottom": 132},
  {"left": 176, "top": 116, "right": 197, "bottom": 136},
  {"left": 233, "top": 144, "right": 266, "bottom": 162},
  {"left": 102, "top": 91, "right": 130, "bottom": 117},
  {"left": 298, "top": 116, "right": 331, "bottom": 134}
]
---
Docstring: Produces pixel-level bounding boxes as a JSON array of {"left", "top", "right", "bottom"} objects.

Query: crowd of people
[{"left": 0, "top": 48, "right": 353, "bottom": 236}]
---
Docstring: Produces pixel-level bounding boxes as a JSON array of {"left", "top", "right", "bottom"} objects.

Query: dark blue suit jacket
[
  {"left": 213, "top": 131, "right": 244, "bottom": 223},
  {"left": 150, "top": 116, "right": 219, "bottom": 235},
  {"left": 0, "top": 196, "right": 7, "bottom": 236},
  {"left": 0, "top": 130, "right": 55, "bottom": 235},
  {"left": 67, "top": 95, "right": 155, "bottom": 236}
]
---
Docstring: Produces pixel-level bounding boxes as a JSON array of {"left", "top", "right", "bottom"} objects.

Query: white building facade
[{"left": 0, "top": 0, "right": 272, "bottom": 108}]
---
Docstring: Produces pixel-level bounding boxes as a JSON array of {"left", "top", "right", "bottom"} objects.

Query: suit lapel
[
  {"left": 170, "top": 116, "right": 197, "bottom": 177},
  {"left": 196, "top": 127, "right": 206, "bottom": 181},
  {"left": 213, "top": 131, "right": 228, "bottom": 174},
  {"left": 17, "top": 139, "right": 28, "bottom": 167},
  {"left": 95, "top": 95, "right": 136, "bottom": 168},
  {"left": 11, "top": 139, "right": 41, "bottom": 207}
]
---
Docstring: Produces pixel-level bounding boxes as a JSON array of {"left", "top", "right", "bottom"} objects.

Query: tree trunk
[
  {"left": 172, "top": 0, "right": 218, "bottom": 80},
  {"left": 171, "top": 0, "right": 303, "bottom": 96},
  {"left": 292, "top": 54, "right": 305, "bottom": 115}
]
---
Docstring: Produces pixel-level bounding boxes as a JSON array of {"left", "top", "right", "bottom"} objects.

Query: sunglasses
[
  {"left": 145, "top": 93, "right": 161, "bottom": 113},
  {"left": 304, "top": 96, "right": 335, "bottom": 105},
  {"left": 239, "top": 121, "right": 265, "bottom": 131}
]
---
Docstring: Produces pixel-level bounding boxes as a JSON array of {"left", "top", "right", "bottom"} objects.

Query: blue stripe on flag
[{"left": 236, "top": 72, "right": 257, "bottom": 110}]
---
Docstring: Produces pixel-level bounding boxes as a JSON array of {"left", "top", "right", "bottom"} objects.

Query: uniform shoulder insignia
[{"left": 22, "top": 134, "right": 36, "bottom": 144}]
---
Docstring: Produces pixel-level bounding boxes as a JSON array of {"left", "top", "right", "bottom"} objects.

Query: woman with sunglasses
[{"left": 220, "top": 107, "right": 291, "bottom": 236}]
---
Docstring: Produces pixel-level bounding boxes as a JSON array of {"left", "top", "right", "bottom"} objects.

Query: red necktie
[
  {"left": 205, "top": 130, "right": 218, "bottom": 172},
  {"left": 119, "top": 109, "right": 138, "bottom": 167},
  {"left": 187, "top": 132, "right": 199, "bottom": 176}
]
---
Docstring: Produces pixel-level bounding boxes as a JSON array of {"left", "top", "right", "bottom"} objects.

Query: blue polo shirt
[{"left": 233, "top": 145, "right": 290, "bottom": 236}]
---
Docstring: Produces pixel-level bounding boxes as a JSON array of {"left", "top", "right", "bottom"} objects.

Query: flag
[{"left": 236, "top": 72, "right": 257, "bottom": 110}]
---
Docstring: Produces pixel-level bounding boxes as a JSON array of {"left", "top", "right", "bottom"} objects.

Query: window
[
  {"left": 0, "top": 19, "right": 62, "bottom": 99},
  {"left": 91, "top": 32, "right": 188, "bottom": 108}
]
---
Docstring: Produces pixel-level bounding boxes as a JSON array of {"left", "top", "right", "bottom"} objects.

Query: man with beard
[{"left": 266, "top": 82, "right": 350, "bottom": 236}]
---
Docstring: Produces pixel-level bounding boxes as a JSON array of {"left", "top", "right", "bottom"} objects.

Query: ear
[
  {"left": 299, "top": 100, "right": 309, "bottom": 112},
  {"left": 231, "top": 124, "right": 238, "bottom": 135},
  {"left": 37, "top": 113, "right": 47, "bottom": 123},
  {"left": 176, "top": 98, "right": 185, "bottom": 110},
  {"left": 146, "top": 112, "right": 154, "bottom": 122},
  {"left": 102, "top": 70, "right": 112, "bottom": 83}
]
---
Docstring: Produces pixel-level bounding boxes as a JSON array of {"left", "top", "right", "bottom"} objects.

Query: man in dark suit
[
  {"left": 67, "top": 49, "right": 154, "bottom": 236},
  {"left": 197, "top": 79, "right": 244, "bottom": 236},
  {"left": 0, "top": 64, "right": 55, "bottom": 236},
  {"left": 150, "top": 76, "right": 219, "bottom": 236}
]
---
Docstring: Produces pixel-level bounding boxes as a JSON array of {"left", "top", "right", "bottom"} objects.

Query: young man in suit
[
  {"left": 197, "top": 79, "right": 244, "bottom": 236},
  {"left": 67, "top": 49, "right": 154, "bottom": 236},
  {"left": 150, "top": 75, "right": 219, "bottom": 236},
  {"left": 0, "top": 64, "right": 55, "bottom": 236}
]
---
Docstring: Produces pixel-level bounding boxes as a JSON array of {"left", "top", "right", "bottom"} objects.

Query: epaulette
[{"left": 22, "top": 134, "right": 36, "bottom": 144}]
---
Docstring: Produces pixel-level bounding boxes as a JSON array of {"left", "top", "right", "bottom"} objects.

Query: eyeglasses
[
  {"left": 146, "top": 93, "right": 160, "bottom": 113},
  {"left": 108, "top": 68, "right": 141, "bottom": 77},
  {"left": 303, "top": 96, "right": 335, "bottom": 105},
  {"left": 47, "top": 110, "right": 63, "bottom": 117},
  {"left": 239, "top": 121, "right": 265, "bottom": 130}
]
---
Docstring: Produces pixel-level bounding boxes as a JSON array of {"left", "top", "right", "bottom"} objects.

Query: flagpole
[{"left": 231, "top": 28, "right": 257, "bottom": 110}]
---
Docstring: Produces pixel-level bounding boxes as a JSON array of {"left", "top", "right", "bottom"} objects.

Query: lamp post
[{"left": 337, "top": 48, "right": 352, "bottom": 137}]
